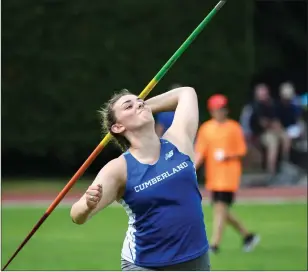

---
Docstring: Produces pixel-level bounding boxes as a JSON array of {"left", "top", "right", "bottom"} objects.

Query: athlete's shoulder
[
  {"left": 94, "top": 156, "right": 127, "bottom": 191},
  {"left": 101, "top": 155, "right": 127, "bottom": 178},
  {"left": 108, "top": 154, "right": 127, "bottom": 165}
]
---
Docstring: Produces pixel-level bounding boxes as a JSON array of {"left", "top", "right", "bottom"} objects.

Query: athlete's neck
[{"left": 127, "top": 127, "right": 161, "bottom": 164}]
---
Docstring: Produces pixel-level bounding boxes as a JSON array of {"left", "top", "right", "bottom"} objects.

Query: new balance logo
[{"left": 165, "top": 150, "right": 174, "bottom": 160}]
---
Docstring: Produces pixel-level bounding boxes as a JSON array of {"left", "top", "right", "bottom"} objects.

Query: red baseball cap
[{"left": 207, "top": 94, "right": 228, "bottom": 110}]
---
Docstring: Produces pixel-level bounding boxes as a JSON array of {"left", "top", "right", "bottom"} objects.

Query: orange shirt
[{"left": 195, "top": 119, "right": 247, "bottom": 192}]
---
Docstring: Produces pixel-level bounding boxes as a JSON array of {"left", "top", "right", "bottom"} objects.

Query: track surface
[{"left": 2, "top": 186, "right": 306, "bottom": 206}]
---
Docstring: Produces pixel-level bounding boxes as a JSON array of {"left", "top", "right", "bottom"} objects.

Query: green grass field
[
  {"left": 1, "top": 179, "right": 91, "bottom": 194},
  {"left": 2, "top": 203, "right": 307, "bottom": 271}
]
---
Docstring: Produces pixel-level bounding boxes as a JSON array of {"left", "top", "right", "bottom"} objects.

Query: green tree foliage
[{"left": 8, "top": 0, "right": 304, "bottom": 174}]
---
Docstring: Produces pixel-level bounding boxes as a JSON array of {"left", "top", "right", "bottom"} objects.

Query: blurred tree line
[{"left": 2, "top": 0, "right": 306, "bottom": 177}]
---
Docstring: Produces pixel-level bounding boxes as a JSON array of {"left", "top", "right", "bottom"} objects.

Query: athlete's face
[{"left": 111, "top": 94, "right": 154, "bottom": 135}]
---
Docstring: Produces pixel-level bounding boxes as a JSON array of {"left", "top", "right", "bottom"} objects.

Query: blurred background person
[
  {"left": 276, "top": 84, "right": 308, "bottom": 175},
  {"left": 299, "top": 93, "right": 307, "bottom": 110},
  {"left": 194, "top": 94, "right": 260, "bottom": 254},
  {"left": 276, "top": 82, "right": 303, "bottom": 140},
  {"left": 297, "top": 92, "right": 308, "bottom": 148},
  {"left": 249, "top": 84, "right": 291, "bottom": 177},
  {"left": 239, "top": 103, "right": 253, "bottom": 140}
]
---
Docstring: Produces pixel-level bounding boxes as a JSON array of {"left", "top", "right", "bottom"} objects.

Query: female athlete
[{"left": 70, "top": 86, "right": 210, "bottom": 271}]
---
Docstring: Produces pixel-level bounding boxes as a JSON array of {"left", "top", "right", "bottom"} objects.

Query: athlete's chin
[
  {"left": 134, "top": 118, "right": 154, "bottom": 130},
  {"left": 141, "top": 119, "right": 154, "bottom": 127}
]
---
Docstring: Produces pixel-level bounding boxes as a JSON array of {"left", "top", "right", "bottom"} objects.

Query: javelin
[{"left": 2, "top": 1, "right": 226, "bottom": 270}]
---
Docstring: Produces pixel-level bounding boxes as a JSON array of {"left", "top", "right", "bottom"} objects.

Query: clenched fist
[{"left": 85, "top": 184, "right": 102, "bottom": 209}]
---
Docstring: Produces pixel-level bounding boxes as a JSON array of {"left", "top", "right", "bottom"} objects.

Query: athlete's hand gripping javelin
[{"left": 86, "top": 184, "right": 103, "bottom": 209}]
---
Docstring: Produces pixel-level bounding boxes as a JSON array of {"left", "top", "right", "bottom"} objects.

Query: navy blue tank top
[{"left": 119, "top": 139, "right": 209, "bottom": 267}]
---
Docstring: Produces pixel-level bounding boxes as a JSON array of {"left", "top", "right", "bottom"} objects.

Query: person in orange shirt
[{"left": 195, "top": 94, "right": 260, "bottom": 254}]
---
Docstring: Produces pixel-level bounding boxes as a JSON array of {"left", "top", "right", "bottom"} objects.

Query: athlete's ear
[{"left": 111, "top": 123, "right": 125, "bottom": 134}]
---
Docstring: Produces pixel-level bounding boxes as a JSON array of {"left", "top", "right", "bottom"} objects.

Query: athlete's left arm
[{"left": 146, "top": 86, "right": 199, "bottom": 159}]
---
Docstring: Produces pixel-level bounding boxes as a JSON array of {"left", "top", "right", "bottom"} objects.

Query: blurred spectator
[
  {"left": 300, "top": 93, "right": 308, "bottom": 109},
  {"left": 154, "top": 83, "right": 180, "bottom": 137},
  {"left": 294, "top": 93, "right": 308, "bottom": 111},
  {"left": 195, "top": 94, "right": 259, "bottom": 253},
  {"left": 249, "top": 83, "right": 291, "bottom": 175},
  {"left": 276, "top": 82, "right": 302, "bottom": 139},
  {"left": 239, "top": 104, "right": 253, "bottom": 138},
  {"left": 239, "top": 103, "right": 264, "bottom": 171},
  {"left": 294, "top": 92, "right": 307, "bottom": 109}
]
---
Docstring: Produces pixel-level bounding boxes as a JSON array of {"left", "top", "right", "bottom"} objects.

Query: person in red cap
[{"left": 194, "top": 94, "right": 260, "bottom": 254}]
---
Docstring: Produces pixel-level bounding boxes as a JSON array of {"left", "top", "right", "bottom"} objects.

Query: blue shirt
[
  {"left": 155, "top": 112, "right": 175, "bottom": 134},
  {"left": 299, "top": 93, "right": 307, "bottom": 109},
  {"left": 119, "top": 139, "right": 209, "bottom": 267},
  {"left": 276, "top": 101, "right": 301, "bottom": 128}
]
